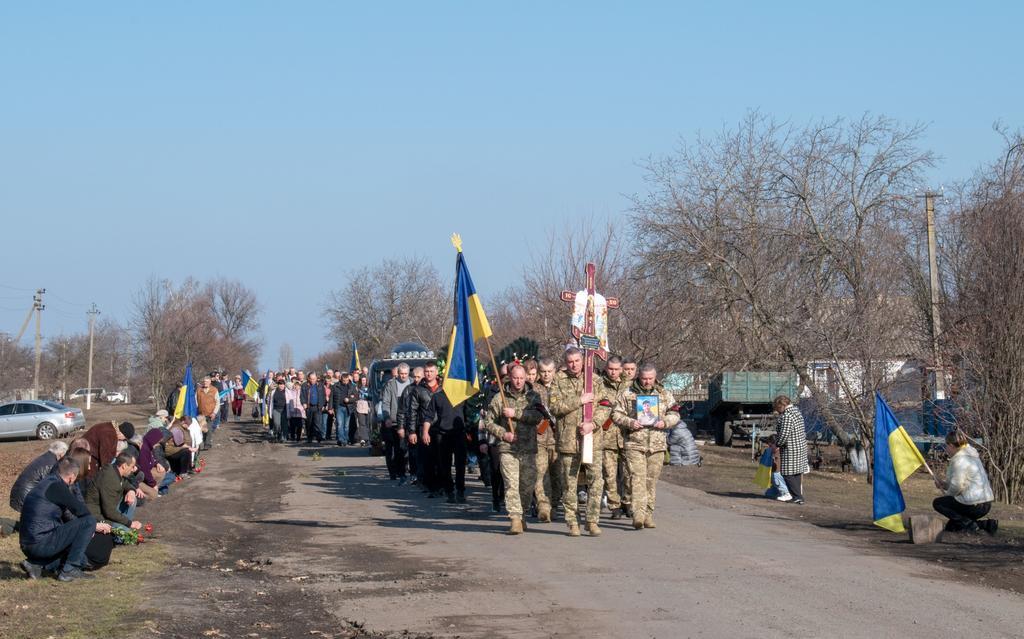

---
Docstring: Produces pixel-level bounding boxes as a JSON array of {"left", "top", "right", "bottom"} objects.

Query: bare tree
[
  {"left": 322, "top": 257, "right": 449, "bottom": 359},
  {"left": 943, "top": 132, "right": 1024, "bottom": 503},
  {"left": 631, "top": 113, "right": 935, "bottom": 447}
]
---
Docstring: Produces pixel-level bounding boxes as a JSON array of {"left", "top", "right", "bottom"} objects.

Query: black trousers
[
  {"left": 487, "top": 445, "right": 505, "bottom": 506},
  {"left": 305, "top": 407, "right": 324, "bottom": 442},
  {"left": 434, "top": 430, "right": 466, "bottom": 496},
  {"left": 782, "top": 474, "right": 803, "bottom": 500},
  {"left": 383, "top": 428, "right": 406, "bottom": 479},
  {"left": 166, "top": 449, "right": 192, "bottom": 476},
  {"left": 289, "top": 417, "right": 304, "bottom": 441},
  {"left": 933, "top": 496, "right": 992, "bottom": 531}
]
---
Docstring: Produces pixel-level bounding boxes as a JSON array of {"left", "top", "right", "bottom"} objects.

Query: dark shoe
[
  {"left": 492, "top": 502, "right": 502, "bottom": 513},
  {"left": 456, "top": 492, "right": 467, "bottom": 504},
  {"left": 427, "top": 491, "right": 438, "bottom": 498},
  {"left": 446, "top": 493, "right": 456, "bottom": 504},
  {"left": 791, "top": 498, "right": 805, "bottom": 504},
  {"left": 610, "top": 509, "right": 623, "bottom": 520},
  {"left": 20, "top": 560, "right": 43, "bottom": 580},
  {"left": 982, "top": 519, "right": 999, "bottom": 535},
  {"left": 57, "top": 566, "right": 95, "bottom": 582}
]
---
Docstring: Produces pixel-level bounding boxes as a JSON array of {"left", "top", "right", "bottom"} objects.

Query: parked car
[
  {"left": 104, "top": 391, "right": 127, "bottom": 403},
  {"left": 0, "top": 400, "right": 86, "bottom": 440},
  {"left": 68, "top": 388, "right": 106, "bottom": 402}
]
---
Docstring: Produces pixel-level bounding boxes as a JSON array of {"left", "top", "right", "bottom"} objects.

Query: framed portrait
[{"left": 636, "top": 395, "right": 659, "bottom": 426}]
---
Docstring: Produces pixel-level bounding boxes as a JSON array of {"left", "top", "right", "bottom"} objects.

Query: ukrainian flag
[
  {"left": 242, "top": 370, "right": 259, "bottom": 398},
  {"left": 442, "top": 235, "right": 493, "bottom": 407},
  {"left": 754, "top": 448, "right": 774, "bottom": 490},
  {"left": 872, "top": 392, "right": 926, "bottom": 532},
  {"left": 350, "top": 341, "right": 361, "bottom": 373},
  {"left": 174, "top": 363, "right": 199, "bottom": 419}
]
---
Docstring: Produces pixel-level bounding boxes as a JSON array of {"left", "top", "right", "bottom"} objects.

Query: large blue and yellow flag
[
  {"left": 350, "top": 341, "right": 361, "bottom": 373},
  {"left": 174, "top": 363, "right": 198, "bottom": 419},
  {"left": 241, "top": 370, "right": 259, "bottom": 398},
  {"left": 443, "top": 234, "right": 493, "bottom": 407},
  {"left": 754, "top": 448, "right": 774, "bottom": 490},
  {"left": 872, "top": 392, "right": 926, "bottom": 532}
]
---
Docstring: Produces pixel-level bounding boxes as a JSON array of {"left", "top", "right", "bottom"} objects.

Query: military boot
[
  {"left": 508, "top": 518, "right": 524, "bottom": 535},
  {"left": 538, "top": 507, "right": 551, "bottom": 523},
  {"left": 521, "top": 519, "right": 529, "bottom": 531},
  {"left": 632, "top": 518, "right": 645, "bottom": 530},
  {"left": 644, "top": 515, "right": 656, "bottom": 529},
  {"left": 568, "top": 523, "right": 581, "bottom": 537},
  {"left": 586, "top": 522, "right": 602, "bottom": 536}
]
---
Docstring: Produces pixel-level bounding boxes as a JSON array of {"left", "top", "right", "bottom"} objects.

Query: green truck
[{"left": 706, "top": 372, "right": 799, "bottom": 446}]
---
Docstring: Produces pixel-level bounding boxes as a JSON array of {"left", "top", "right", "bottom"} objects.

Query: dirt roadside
[{"left": 661, "top": 444, "right": 1024, "bottom": 595}]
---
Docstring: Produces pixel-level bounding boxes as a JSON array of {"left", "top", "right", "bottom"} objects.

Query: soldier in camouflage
[
  {"left": 611, "top": 362, "right": 679, "bottom": 530},
  {"left": 619, "top": 357, "right": 638, "bottom": 517},
  {"left": 531, "top": 357, "right": 559, "bottom": 523},
  {"left": 549, "top": 347, "right": 611, "bottom": 537},
  {"left": 598, "top": 356, "right": 629, "bottom": 519},
  {"left": 482, "top": 364, "right": 543, "bottom": 534}
]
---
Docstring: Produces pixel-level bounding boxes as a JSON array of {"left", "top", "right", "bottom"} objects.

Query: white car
[{"left": 104, "top": 391, "right": 127, "bottom": 403}]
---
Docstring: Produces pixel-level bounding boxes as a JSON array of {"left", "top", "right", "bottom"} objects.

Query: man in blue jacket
[{"left": 20, "top": 458, "right": 112, "bottom": 582}]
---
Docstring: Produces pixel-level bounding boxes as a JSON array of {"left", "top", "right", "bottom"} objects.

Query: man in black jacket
[
  {"left": 10, "top": 441, "right": 68, "bottom": 512},
  {"left": 408, "top": 362, "right": 443, "bottom": 495},
  {"left": 330, "top": 371, "right": 358, "bottom": 446},
  {"left": 423, "top": 383, "right": 468, "bottom": 503},
  {"left": 301, "top": 373, "right": 327, "bottom": 444},
  {"left": 20, "top": 458, "right": 111, "bottom": 581}
]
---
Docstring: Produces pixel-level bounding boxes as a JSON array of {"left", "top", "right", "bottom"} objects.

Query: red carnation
[
  {"left": 137, "top": 535, "right": 145, "bottom": 543},
  {"left": 144, "top": 523, "right": 154, "bottom": 533}
]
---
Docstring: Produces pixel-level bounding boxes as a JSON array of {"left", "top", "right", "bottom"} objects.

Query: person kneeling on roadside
[
  {"left": 85, "top": 452, "right": 144, "bottom": 535},
  {"left": 20, "top": 458, "right": 113, "bottom": 581},
  {"left": 932, "top": 430, "right": 998, "bottom": 535}
]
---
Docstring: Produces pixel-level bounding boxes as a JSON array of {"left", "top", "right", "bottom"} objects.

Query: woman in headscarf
[
  {"left": 137, "top": 428, "right": 168, "bottom": 497},
  {"left": 82, "top": 422, "right": 125, "bottom": 480}
]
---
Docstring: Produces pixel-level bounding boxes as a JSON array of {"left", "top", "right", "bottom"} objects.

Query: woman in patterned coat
[{"left": 774, "top": 395, "right": 808, "bottom": 504}]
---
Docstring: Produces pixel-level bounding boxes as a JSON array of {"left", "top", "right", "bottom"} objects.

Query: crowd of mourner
[{"left": 7, "top": 346, "right": 998, "bottom": 582}]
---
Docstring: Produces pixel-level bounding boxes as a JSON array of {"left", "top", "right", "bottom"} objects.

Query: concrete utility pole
[
  {"left": 924, "top": 193, "right": 946, "bottom": 401},
  {"left": 31, "top": 290, "right": 45, "bottom": 400},
  {"left": 86, "top": 303, "right": 100, "bottom": 410}
]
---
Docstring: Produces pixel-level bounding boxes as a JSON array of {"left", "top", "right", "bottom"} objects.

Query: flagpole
[{"left": 483, "top": 334, "right": 517, "bottom": 438}]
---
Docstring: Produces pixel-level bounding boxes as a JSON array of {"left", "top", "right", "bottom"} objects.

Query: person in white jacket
[{"left": 932, "top": 430, "right": 997, "bottom": 534}]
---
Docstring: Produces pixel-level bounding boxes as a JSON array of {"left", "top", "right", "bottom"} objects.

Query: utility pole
[
  {"left": 924, "top": 193, "right": 946, "bottom": 401},
  {"left": 32, "top": 289, "right": 45, "bottom": 400},
  {"left": 86, "top": 303, "right": 100, "bottom": 410}
]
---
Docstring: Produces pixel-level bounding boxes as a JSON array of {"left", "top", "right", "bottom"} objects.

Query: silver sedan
[{"left": 0, "top": 400, "right": 86, "bottom": 440}]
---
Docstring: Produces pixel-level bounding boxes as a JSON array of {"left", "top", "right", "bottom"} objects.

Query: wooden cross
[{"left": 560, "top": 262, "right": 619, "bottom": 464}]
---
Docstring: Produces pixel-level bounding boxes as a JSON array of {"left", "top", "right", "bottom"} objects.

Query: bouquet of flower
[{"left": 113, "top": 528, "right": 145, "bottom": 545}]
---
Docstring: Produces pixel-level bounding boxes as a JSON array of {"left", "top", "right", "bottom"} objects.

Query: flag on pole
[
  {"left": 350, "top": 341, "right": 361, "bottom": 373},
  {"left": 241, "top": 370, "right": 259, "bottom": 398},
  {"left": 443, "top": 234, "right": 493, "bottom": 407},
  {"left": 754, "top": 448, "right": 774, "bottom": 490},
  {"left": 873, "top": 392, "right": 927, "bottom": 532},
  {"left": 261, "top": 369, "right": 271, "bottom": 425},
  {"left": 174, "top": 363, "right": 198, "bottom": 419}
]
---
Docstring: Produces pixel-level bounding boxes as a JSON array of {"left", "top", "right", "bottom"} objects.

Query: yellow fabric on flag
[
  {"left": 889, "top": 426, "right": 926, "bottom": 483},
  {"left": 875, "top": 513, "right": 906, "bottom": 533},
  {"left": 754, "top": 464, "right": 772, "bottom": 490},
  {"left": 468, "top": 293, "right": 492, "bottom": 340},
  {"left": 174, "top": 385, "right": 187, "bottom": 419}
]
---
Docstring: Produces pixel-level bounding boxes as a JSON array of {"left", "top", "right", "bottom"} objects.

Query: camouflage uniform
[
  {"left": 532, "top": 380, "right": 559, "bottom": 518},
  {"left": 599, "top": 375, "right": 630, "bottom": 513},
  {"left": 611, "top": 380, "right": 680, "bottom": 525},
  {"left": 549, "top": 370, "right": 611, "bottom": 529},
  {"left": 482, "top": 384, "right": 542, "bottom": 520}
]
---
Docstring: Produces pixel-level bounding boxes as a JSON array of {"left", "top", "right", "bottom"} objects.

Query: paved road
[{"left": 259, "top": 441, "right": 1024, "bottom": 639}]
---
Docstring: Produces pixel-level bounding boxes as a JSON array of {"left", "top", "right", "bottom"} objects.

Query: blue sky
[{"left": 0, "top": 2, "right": 1020, "bottom": 369}]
